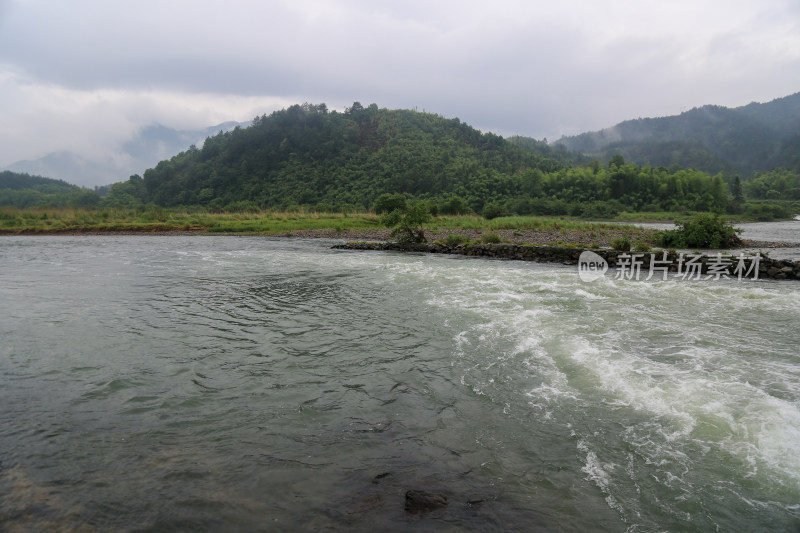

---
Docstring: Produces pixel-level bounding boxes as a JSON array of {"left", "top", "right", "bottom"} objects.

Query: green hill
[
  {"left": 0, "top": 171, "right": 100, "bottom": 208},
  {"left": 555, "top": 92, "right": 800, "bottom": 176},
  {"left": 0, "top": 171, "right": 77, "bottom": 192},
  {"left": 102, "top": 102, "right": 792, "bottom": 218},
  {"left": 5, "top": 103, "right": 796, "bottom": 219},
  {"left": 135, "top": 103, "right": 563, "bottom": 212}
]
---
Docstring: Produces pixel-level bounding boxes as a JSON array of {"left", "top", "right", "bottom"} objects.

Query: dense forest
[
  {"left": 1, "top": 103, "right": 798, "bottom": 220},
  {"left": 554, "top": 92, "right": 800, "bottom": 176},
  {"left": 129, "top": 103, "right": 564, "bottom": 212}
]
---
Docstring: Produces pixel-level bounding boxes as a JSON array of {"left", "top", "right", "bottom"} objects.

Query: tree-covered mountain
[
  {"left": 96, "top": 103, "right": 794, "bottom": 218},
  {"left": 0, "top": 170, "right": 100, "bottom": 207},
  {"left": 0, "top": 171, "right": 76, "bottom": 191},
  {"left": 554, "top": 92, "right": 800, "bottom": 176},
  {"left": 131, "top": 103, "right": 564, "bottom": 212},
  {"left": 4, "top": 103, "right": 796, "bottom": 220}
]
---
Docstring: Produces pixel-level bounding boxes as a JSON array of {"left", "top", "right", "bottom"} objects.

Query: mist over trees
[{"left": 554, "top": 92, "right": 800, "bottom": 177}]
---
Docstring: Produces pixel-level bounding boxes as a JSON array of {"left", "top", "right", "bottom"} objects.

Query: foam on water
[
  {"left": 577, "top": 440, "right": 624, "bottom": 514},
  {"left": 418, "top": 256, "right": 800, "bottom": 529}
]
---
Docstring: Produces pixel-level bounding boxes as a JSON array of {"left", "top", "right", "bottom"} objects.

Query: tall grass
[
  {"left": 0, "top": 207, "right": 637, "bottom": 234},
  {"left": 205, "top": 212, "right": 381, "bottom": 233},
  {"left": 487, "top": 216, "right": 638, "bottom": 231},
  {"left": 0, "top": 207, "right": 383, "bottom": 234}
]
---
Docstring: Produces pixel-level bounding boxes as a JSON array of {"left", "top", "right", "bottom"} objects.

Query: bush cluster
[{"left": 657, "top": 213, "right": 742, "bottom": 248}]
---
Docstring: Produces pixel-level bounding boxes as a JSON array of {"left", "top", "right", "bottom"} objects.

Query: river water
[{"left": 1, "top": 236, "right": 799, "bottom": 532}]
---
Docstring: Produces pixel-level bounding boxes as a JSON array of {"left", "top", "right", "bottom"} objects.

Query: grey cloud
[{"left": 1, "top": 0, "right": 799, "bottom": 185}]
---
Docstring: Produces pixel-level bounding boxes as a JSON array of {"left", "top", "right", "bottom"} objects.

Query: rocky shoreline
[{"left": 333, "top": 241, "right": 800, "bottom": 281}]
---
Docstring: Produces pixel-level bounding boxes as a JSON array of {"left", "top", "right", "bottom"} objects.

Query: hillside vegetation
[
  {"left": 554, "top": 92, "right": 800, "bottom": 177},
  {"left": 0, "top": 171, "right": 100, "bottom": 208},
  {"left": 131, "top": 103, "right": 563, "bottom": 211},
  {"left": 1, "top": 102, "right": 798, "bottom": 221}
]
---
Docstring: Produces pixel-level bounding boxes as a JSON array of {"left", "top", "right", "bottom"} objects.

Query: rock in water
[{"left": 404, "top": 489, "right": 448, "bottom": 513}]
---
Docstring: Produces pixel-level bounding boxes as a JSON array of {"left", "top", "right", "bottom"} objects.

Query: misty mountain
[
  {"left": 121, "top": 122, "right": 245, "bottom": 165},
  {"left": 4, "top": 152, "right": 106, "bottom": 188},
  {"left": 554, "top": 92, "right": 800, "bottom": 176},
  {"left": 506, "top": 135, "right": 591, "bottom": 167},
  {"left": 6, "top": 104, "right": 791, "bottom": 219},
  {"left": 3, "top": 121, "right": 246, "bottom": 188}
]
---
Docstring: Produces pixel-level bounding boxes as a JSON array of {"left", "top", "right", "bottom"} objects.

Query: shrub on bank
[
  {"left": 481, "top": 231, "right": 503, "bottom": 244},
  {"left": 611, "top": 236, "right": 631, "bottom": 251},
  {"left": 441, "top": 233, "right": 470, "bottom": 246},
  {"left": 381, "top": 201, "right": 431, "bottom": 243},
  {"left": 657, "top": 213, "right": 742, "bottom": 249}
]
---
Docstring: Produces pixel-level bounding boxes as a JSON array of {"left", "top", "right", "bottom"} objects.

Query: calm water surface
[{"left": 1, "top": 236, "right": 799, "bottom": 531}]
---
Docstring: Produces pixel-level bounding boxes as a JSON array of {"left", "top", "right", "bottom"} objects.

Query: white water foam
[{"left": 387, "top": 253, "right": 800, "bottom": 526}]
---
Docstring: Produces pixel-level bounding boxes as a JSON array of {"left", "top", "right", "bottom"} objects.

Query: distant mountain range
[
  {"left": 4, "top": 102, "right": 796, "bottom": 218},
  {"left": 3, "top": 121, "right": 246, "bottom": 188},
  {"left": 6, "top": 92, "right": 799, "bottom": 191},
  {"left": 554, "top": 92, "right": 800, "bottom": 176}
]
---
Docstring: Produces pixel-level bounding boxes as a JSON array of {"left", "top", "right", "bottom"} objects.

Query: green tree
[
  {"left": 372, "top": 193, "right": 407, "bottom": 214},
  {"left": 608, "top": 154, "right": 625, "bottom": 168},
  {"left": 381, "top": 201, "right": 431, "bottom": 243},
  {"left": 731, "top": 175, "right": 744, "bottom": 202},
  {"left": 482, "top": 201, "right": 507, "bottom": 219},
  {"left": 439, "top": 196, "right": 470, "bottom": 215}
]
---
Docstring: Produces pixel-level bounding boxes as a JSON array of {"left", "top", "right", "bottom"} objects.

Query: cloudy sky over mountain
[{"left": 1, "top": 0, "right": 799, "bottom": 185}]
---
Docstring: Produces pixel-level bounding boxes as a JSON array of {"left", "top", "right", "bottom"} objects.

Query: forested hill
[
  {"left": 135, "top": 103, "right": 565, "bottom": 211},
  {"left": 6, "top": 103, "right": 796, "bottom": 218},
  {"left": 0, "top": 171, "right": 76, "bottom": 191},
  {"left": 0, "top": 170, "right": 100, "bottom": 208},
  {"left": 506, "top": 135, "right": 591, "bottom": 167},
  {"left": 554, "top": 92, "right": 800, "bottom": 176}
]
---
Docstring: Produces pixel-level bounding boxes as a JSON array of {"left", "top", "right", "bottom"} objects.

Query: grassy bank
[
  {"left": 0, "top": 208, "right": 379, "bottom": 234},
  {"left": 0, "top": 207, "right": 641, "bottom": 235}
]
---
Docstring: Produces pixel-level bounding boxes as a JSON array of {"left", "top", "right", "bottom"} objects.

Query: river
[{"left": 1, "top": 236, "right": 799, "bottom": 531}]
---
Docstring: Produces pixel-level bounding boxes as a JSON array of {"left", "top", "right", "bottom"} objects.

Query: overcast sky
[{"left": 1, "top": 0, "right": 799, "bottom": 185}]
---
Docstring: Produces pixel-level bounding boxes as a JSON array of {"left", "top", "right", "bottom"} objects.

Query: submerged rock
[{"left": 404, "top": 489, "right": 448, "bottom": 513}]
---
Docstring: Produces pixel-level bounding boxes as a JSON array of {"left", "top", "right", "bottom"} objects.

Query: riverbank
[
  {"left": 334, "top": 241, "right": 800, "bottom": 281},
  {"left": 3, "top": 209, "right": 796, "bottom": 249},
  {"left": 5, "top": 224, "right": 796, "bottom": 261},
  {"left": 0, "top": 225, "right": 657, "bottom": 246}
]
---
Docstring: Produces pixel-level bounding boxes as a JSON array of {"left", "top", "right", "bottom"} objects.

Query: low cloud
[{"left": 1, "top": 0, "right": 799, "bottom": 185}]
